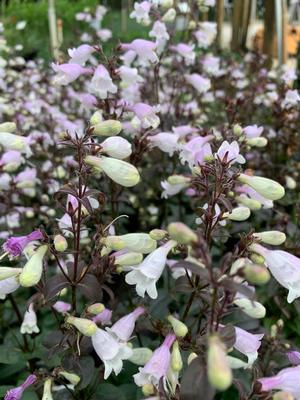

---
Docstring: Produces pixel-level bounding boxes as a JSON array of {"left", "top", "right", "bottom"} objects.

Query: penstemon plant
[{"left": 0, "top": 1, "right": 300, "bottom": 400}]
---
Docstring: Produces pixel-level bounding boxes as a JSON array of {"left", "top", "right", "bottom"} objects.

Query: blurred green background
[{"left": 0, "top": 0, "right": 148, "bottom": 61}]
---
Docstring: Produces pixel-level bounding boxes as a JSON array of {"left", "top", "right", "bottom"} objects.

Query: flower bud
[
  {"left": 250, "top": 253, "right": 265, "bottom": 265},
  {"left": 0, "top": 267, "right": 22, "bottom": 281},
  {"left": 103, "top": 233, "right": 156, "bottom": 254},
  {"left": 19, "top": 245, "right": 48, "bottom": 287},
  {"left": 149, "top": 229, "right": 167, "bottom": 240},
  {"left": 230, "top": 258, "right": 246, "bottom": 275},
  {"left": 234, "top": 298, "right": 266, "bottom": 318},
  {"left": 114, "top": 252, "right": 143, "bottom": 266},
  {"left": 0, "top": 122, "right": 16, "bottom": 133},
  {"left": 244, "top": 264, "right": 271, "bottom": 285},
  {"left": 224, "top": 206, "right": 251, "bottom": 221},
  {"left": 54, "top": 235, "right": 68, "bottom": 252},
  {"left": 161, "top": 0, "right": 174, "bottom": 8},
  {"left": 90, "top": 110, "right": 103, "bottom": 125},
  {"left": 238, "top": 174, "right": 285, "bottom": 200},
  {"left": 58, "top": 370, "right": 80, "bottom": 386},
  {"left": 142, "top": 384, "right": 155, "bottom": 396},
  {"left": 167, "top": 175, "right": 190, "bottom": 185},
  {"left": 167, "top": 222, "right": 197, "bottom": 245},
  {"left": 92, "top": 120, "right": 122, "bottom": 137},
  {"left": 273, "top": 392, "right": 294, "bottom": 400},
  {"left": 101, "top": 136, "right": 132, "bottom": 159},
  {"left": 162, "top": 8, "right": 176, "bottom": 22},
  {"left": 187, "top": 352, "right": 198, "bottom": 365},
  {"left": 233, "top": 124, "right": 243, "bottom": 136},
  {"left": 285, "top": 176, "right": 296, "bottom": 190},
  {"left": 66, "top": 316, "right": 97, "bottom": 336},
  {"left": 253, "top": 231, "right": 286, "bottom": 245},
  {"left": 85, "top": 155, "right": 140, "bottom": 187},
  {"left": 171, "top": 341, "right": 183, "bottom": 372},
  {"left": 207, "top": 335, "right": 232, "bottom": 391},
  {"left": 87, "top": 303, "right": 105, "bottom": 315},
  {"left": 42, "top": 378, "right": 53, "bottom": 400},
  {"left": 246, "top": 137, "right": 268, "bottom": 147},
  {"left": 167, "top": 315, "right": 188, "bottom": 337},
  {"left": 129, "top": 347, "right": 153, "bottom": 365},
  {"left": 235, "top": 195, "right": 261, "bottom": 210}
]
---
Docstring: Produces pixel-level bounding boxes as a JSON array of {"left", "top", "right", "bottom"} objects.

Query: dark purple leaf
[
  {"left": 172, "top": 261, "right": 210, "bottom": 281},
  {"left": 220, "top": 278, "right": 255, "bottom": 299},
  {"left": 78, "top": 274, "right": 102, "bottom": 301},
  {"left": 44, "top": 274, "right": 70, "bottom": 301}
]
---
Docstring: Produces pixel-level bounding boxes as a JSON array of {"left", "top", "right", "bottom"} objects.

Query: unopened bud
[
  {"left": 58, "top": 370, "right": 80, "bottom": 386},
  {"left": 244, "top": 264, "right": 270, "bottom": 285},
  {"left": 114, "top": 252, "right": 143, "bottom": 266},
  {"left": 238, "top": 174, "right": 285, "bottom": 201},
  {"left": 285, "top": 176, "right": 296, "bottom": 190},
  {"left": 0, "top": 267, "right": 22, "bottom": 281},
  {"left": 167, "top": 175, "right": 190, "bottom": 185},
  {"left": 66, "top": 316, "right": 97, "bottom": 336},
  {"left": 19, "top": 245, "right": 48, "bottom": 287},
  {"left": 87, "top": 303, "right": 105, "bottom": 315},
  {"left": 142, "top": 383, "right": 155, "bottom": 396},
  {"left": 233, "top": 124, "right": 243, "bottom": 136},
  {"left": 167, "top": 315, "right": 188, "bottom": 337},
  {"left": 207, "top": 335, "right": 232, "bottom": 391},
  {"left": 101, "top": 136, "right": 132, "bottom": 160},
  {"left": 235, "top": 195, "right": 261, "bottom": 210},
  {"left": 162, "top": 8, "right": 176, "bottom": 22},
  {"left": 250, "top": 253, "right": 265, "bottom": 265},
  {"left": 129, "top": 347, "right": 153, "bottom": 365},
  {"left": 54, "top": 235, "right": 68, "bottom": 252},
  {"left": 234, "top": 298, "right": 266, "bottom": 318},
  {"left": 104, "top": 233, "right": 156, "bottom": 254},
  {"left": 90, "top": 110, "right": 103, "bottom": 125},
  {"left": 171, "top": 341, "right": 183, "bottom": 371},
  {"left": 92, "top": 120, "right": 122, "bottom": 137},
  {"left": 167, "top": 222, "right": 197, "bottom": 245},
  {"left": 224, "top": 206, "right": 251, "bottom": 221},
  {"left": 0, "top": 122, "right": 16, "bottom": 133},
  {"left": 253, "top": 231, "right": 286, "bottom": 245},
  {"left": 149, "top": 229, "right": 167, "bottom": 240},
  {"left": 42, "top": 378, "right": 53, "bottom": 400},
  {"left": 247, "top": 137, "right": 268, "bottom": 147},
  {"left": 161, "top": 0, "right": 174, "bottom": 8},
  {"left": 187, "top": 352, "right": 198, "bottom": 365}
]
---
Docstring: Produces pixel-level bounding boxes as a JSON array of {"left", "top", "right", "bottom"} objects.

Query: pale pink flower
[
  {"left": 68, "top": 44, "right": 95, "bottom": 65},
  {"left": 130, "top": 1, "right": 151, "bottom": 24},
  {"left": 185, "top": 73, "right": 211, "bottom": 94},
  {"left": 89, "top": 65, "right": 117, "bottom": 99},
  {"left": 108, "top": 306, "right": 145, "bottom": 341},
  {"left": 148, "top": 132, "right": 179, "bottom": 156},
  {"left": 243, "top": 125, "right": 264, "bottom": 139},
  {"left": 120, "top": 39, "right": 158, "bottom": 64},
  {"left": 52, "top": 63, "right": 92, "bottom": 85},
  {"left": 216, "top": 141, "right": 245, "bottom": 164},
  {"left": 258, "top": 366, "right": 300, "bottom": 397}
]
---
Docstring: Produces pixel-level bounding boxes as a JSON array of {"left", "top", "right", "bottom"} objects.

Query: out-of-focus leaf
[
  {"left": 174, "top": 276, "right": 193, "bottom": 293},
  {"left": 220, "top": 279, "right": 255, "bottom": 299},
  {"left": 44, "top": 274, "right": 70, "bottom": 301},
  {"left": 180, "top": 356, "right": 215, "bottom": 400},
  {"left": 219, "top": 324, "right": 236, "bottom": 348},
  {"left": 95, "top": 383, "right": 126, "bottom": 400},
  {"left": 77, "top": 274, "right": 102, "bottom": 301},
  {"left": 62, "top": 355, "right": 95, "bottom": 390}
]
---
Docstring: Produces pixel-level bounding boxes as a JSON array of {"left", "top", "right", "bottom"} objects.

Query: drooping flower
[
  {"left": 130, "top": 102, "right": 160, "bottom": 129},
  {"left": 89, "top": 65, "right": 117, "bottom": 99},
  {"left": 250, "top": 243, "right": 300, "bottom": 303},
  {"left": 258, "top": 366, "right": 300, "bottom": 398},
  {"left": 93, "top": 308, "right": 113, "bottom": 325},
  {"left": 92, "top": 328, "right": 133, "bottom": 378},
  {"left": 171, "top": 43, "right": 195, "bottom": 65},
  {"left": 130, "top": 1, "right": 151, "bottom": 24},
  {"left": 233, "top": 326, "right": 264, "bottom": 367},
  {"left": 134, "top": 334, "right": 176, "bottom": 387},
  {"left": 125, "top": 240, "right": 177, "bottom": 299},
  {"left": 148, "top": 132, "right": 179, "bottom": 156},
  {"left": 185, "top": 73, "right": 211, "bottom": 94},
  {"left": 20, "top": 303, "right": 39, "bottom": 334},
  {"left": 0, "top": 276, "right": 20, "bottom": 300},
  {"left": 4, "top": 374, "right": 36, "bottom": 400},
  {"left": 3, "top": 230, "right": 44, "bottom": 257},
  {"left": 52, "top": 63, "right": 92, "bottom": 85},
  {"left": 120, "top": 39, "right": 158, "bottom": 64},
  {"left": 68, "top": 44, "right": 95, "bottom": 65},
  {"left": 108, "top": 306, "right": 145, "bottom": 342}
]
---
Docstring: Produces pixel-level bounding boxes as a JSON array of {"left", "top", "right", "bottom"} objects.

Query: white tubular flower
[
  {"left": 0, "top": 276, "right": 20, "bottom": 299},
  {"left": 92, "top": 328, "right": 132, "bottom": 379},
  {"left": 89, "top": 65, "right": 117, "bottom": 99},
  {"left": 20, "top": 303, "right": 40, "bottom": 334},
  {"left": 125, "top": 240, "right": 177, "bottom": 299}
]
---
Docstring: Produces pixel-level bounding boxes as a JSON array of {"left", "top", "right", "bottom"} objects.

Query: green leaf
[{"left": 95, "top": 383, "right": 127, "bottom": 400}]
